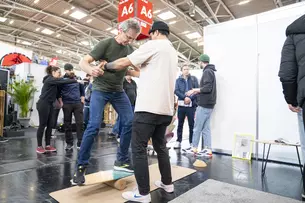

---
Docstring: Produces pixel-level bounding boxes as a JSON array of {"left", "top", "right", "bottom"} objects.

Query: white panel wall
[
  {"left": 204, "top": 15, "right": 258, "bottom": 152},
  {"left": 204, "top": 2, "right": 305, "bottom": 163},
  {"left": 257, "top": 4, "right": 305, "bottom": 163},
  {"left": 0, "top": 41, "right": 32, "bottom": 61}
]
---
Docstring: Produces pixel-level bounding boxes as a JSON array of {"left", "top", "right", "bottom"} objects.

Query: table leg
[
  {"left": 296, "top": 146, "right": 303, "bottom": 175},
  {"left": 261, "top": 143, "right": 266, "bottom": 175},
  {"left": 262, "top": 144, "right": 271, "bottom": 176}
]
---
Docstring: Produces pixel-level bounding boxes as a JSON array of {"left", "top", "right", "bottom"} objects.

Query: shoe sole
[
  {"left": 113, "top": 166, "right": 134, "bottom": 173},
  {"left": 155, "top": 183, "right": 174, "bottom": 193},
  {"left": 36, "top": 151, "right": 45, "bottom": 154},
  {"left": 70, "top": 179, "right": 85, "bottom": 186}
]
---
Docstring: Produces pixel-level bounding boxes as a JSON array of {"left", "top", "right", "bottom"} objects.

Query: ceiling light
[
  {"left": 22, "top": 41, "right": 32, "bottom": 46},
  {"left": 63, "top": 10, "right": 69, "bottom": 14},
  {"left": 81, "top": 41, "right": 89, "bottom": 46},
  {"left": 74, "top": 40, "right": 77, "bottom": 43},
  {"left": 157, "top": 11, "right": 176, "bottom": 20},
  {"left": 56, "top": 34, "right": 61, "bottom": 37},
  {"left": 70, "top": 10, "right": 87, "bottom": 20},
  {"left": 0, "top": 17, "right": 7, "bottom": 22},
  {"left": 35, "top": 27, "right": 40, "bottom": 31},
  {"left": 71, "top": 6, "right": 75, "bottom": 10},
  {"left": 185, "top": 32, "right": 201, "bottom": 39},
  {"left": 86, "top": 19, "right": 92, "bottom": 23},
  {"left": 34, "top": 0, "right": 39, "bottom": 4},
  {"left": 181, "top": 31, "right": 190, "bottom": 34},
  {"left": 17, "top": 39, "right": 21, "bottom": 43},
  {"left": 106, "top": 27, "right": 112, "bottom": 31},
  {"left": 238, "top": 0, "right": 251, "bottom": 5},
  {"left": 56, "top": 50, "right": 62, "bottom": 54},
  {"left": 41, "top": 28, "right": 54, "bottom": 35},
  {"left": 110, "top": 29, "right": 118, "bottom": 35},
  {"left": 9, "top": 20, "right": 14, "bottom": 24},
  {"left": 197, "top": 42, "right": 204, "bottom": 46},
  {"left": 169, "top": 21, "right": 176, "bottom": 25},
  {"left": 153, "top": 10, "right": 161, "bottom": 14}
]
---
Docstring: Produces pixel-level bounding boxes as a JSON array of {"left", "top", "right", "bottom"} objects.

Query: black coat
[
  {"left": 279, "top": 14, "right": 305, "bottom": 107},
  {"left": 198, "top": 64, "right": 217, "bottom": 109}
]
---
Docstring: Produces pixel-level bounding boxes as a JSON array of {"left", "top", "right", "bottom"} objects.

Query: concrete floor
[{"left": 0, "top": 127, "right": 303, "bottom": 203}]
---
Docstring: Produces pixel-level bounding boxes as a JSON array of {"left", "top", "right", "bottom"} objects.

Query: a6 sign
[
  {"left": 137, "top": 0, "right": 153, "bottom": 24},
  {"left": 118, "top": 0, "right": 135, "bottom": 22}
]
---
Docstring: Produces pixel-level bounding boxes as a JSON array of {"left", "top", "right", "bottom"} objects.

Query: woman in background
[{"left": 36, "top": 66, "right": 77, "bottom": 154}]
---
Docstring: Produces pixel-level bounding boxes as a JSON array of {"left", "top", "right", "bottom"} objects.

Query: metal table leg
[
  {"left": 296, "top": 146, "right": 303, "bottom": 175},
  {"left": 262, "top": 144, "right": 271, "bottom": 176},
  {"left": 261, "top": 143, "right": 266, "bottom": 175}
]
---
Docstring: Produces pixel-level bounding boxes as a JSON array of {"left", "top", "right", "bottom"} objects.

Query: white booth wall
[
  {"left": 202, "top": 2, "right": 305, "bottom": 163},
  {"left": 0, "top": 41, "right": 32, "bottom": 61}
]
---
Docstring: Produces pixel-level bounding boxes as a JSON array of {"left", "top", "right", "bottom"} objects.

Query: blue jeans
[
  {"left": 112, "top": 105, "right": 135, "bottom": 136},
  {"left": 78, "top": 90, "right": 134, "bottom": 165},
  {"left": 192, "top": 106, "right": 213, "bottom": 149},
  {"left": 297, "top": 110, "right": 305, "bottom": 162}
]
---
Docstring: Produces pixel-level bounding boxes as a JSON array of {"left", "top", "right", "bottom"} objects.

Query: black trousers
[
  {"left": 177, "top": 106, "right": 196, "bottom": 144},
  {"left": 36, "top": 99, "right": 54, "bottom": 146},
  {"left": 132, "top": 112, "right": 172, "bottom": 195},
  {"left": 62, "top": 103, "right": 84, "bottom": 146}
]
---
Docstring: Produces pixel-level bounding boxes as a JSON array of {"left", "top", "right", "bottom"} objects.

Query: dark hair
[
  {"left": 46, "top": 66, "right": 60, "bottom": 75},
  {"left": 86, "top": 74, "right": 91, "bottom": 77},
  {"left": 156, "top": 30, "right": 169, "bottom": 37}
]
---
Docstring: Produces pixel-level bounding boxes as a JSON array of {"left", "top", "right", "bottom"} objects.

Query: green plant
[{"left": 8, "top": 80, "right": 37, "bottom": 118}]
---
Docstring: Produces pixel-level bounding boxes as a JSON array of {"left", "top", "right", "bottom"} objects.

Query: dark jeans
[
  {"left": 36, "top": 99, "right": 54, "bottom": 146},
  {"left": 62, "top": 102, "right": 84, "bottom": 146},
  {"left": 83, "top": 101, "right": 90, "bottom": 129},
  {"left": 177, "top": 106, "right": 196, "bottom": 144},
  {"left": 51, "top": 108, "right": 61, "bottom": 129},
  {"left": 132, "top": 112, "right": 172, "bottom": 195},
  {"left": 78, "top": 90, "right": 134, "bottom": 165},
  {"left": 112, "top": 105, "right": 135, "bottom": 136}
]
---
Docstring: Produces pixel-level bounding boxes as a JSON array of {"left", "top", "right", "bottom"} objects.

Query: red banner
[
  {"left": 118, "top": 0, "right": 135, "bottom": 23},
  {"left": 137, "top": 0, "right": 153, "bottom": 25}
]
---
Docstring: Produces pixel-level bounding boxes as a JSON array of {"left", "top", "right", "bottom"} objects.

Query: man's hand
[
  {"left": 91, "top": 61, "right": 107, "bottom": 77},
  {"left": 81, "top": 97, "right": 85, "bottom": 104},
  {"left": 186, "top": 90, "right": 195, "bottom": 97},
  {"left": 184, "top": 97, "right": 191, "bottom": 104},
  {"left": 288, "top": 104, "right": 301, "bottom": 113}
]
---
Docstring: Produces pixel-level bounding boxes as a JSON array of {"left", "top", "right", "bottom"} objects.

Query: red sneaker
[
  {"left": 36, "top": 147, "right": 46, "bottom": 154},
  {"left": 45, "top": 145, "right": 57, "bottom": 152}
]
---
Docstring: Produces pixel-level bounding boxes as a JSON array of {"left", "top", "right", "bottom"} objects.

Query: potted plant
[{"left": 8, "top": 80, "right": 37, "bottom": 128}]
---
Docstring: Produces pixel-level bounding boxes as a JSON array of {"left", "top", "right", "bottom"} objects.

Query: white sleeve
[{"left": 127, "top": 41, "right": 157, "bottom": 67}]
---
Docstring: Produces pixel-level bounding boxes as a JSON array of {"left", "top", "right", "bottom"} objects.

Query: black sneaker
[
  {"left": 113, "top": 160, "right": 134, "bottom": 173},
  {"left": 71, "top": 165, "right": 86, "bottom": 186},
  {"left": 65, "top": 143, "right": 73, "bottom": 150}
]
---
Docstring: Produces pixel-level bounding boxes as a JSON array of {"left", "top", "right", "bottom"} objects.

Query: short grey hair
[{"left": 119, "top": 18, "right": 141, "bottom": 33}]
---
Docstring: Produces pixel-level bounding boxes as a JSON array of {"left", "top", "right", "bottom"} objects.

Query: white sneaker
[
  {"left": 182, "top": 147, "right": 196, "bottom": 154},
  {"left": 155, "top": 180, "right": 174, "bottom": 193},
  {"left": 173, "top": 142, "right": 181, "bottom": 149},
  {"left": 197, "top": 149, "right": 213, "bottom": 157},
  {"left": 122, "top": 188, "right": 151, "bottom": 203}
]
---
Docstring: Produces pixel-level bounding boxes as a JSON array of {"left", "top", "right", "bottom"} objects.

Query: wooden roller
[{"left": 104, "top": 179, "right": 127, "bottom": 190}]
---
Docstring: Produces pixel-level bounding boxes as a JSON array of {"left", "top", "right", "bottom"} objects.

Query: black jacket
[
  {"left": 279, "top": 14, "right": 305, "bottom": 107},
  {"left": 198, "top": 64, "right": 217, "bottom": 109},
  {"left": 175, "top": 74, "right": 199, "bottom": 107},
  {"left": 123, "top": 79, "right": 137, "bottom": 106},
  {"left": 39, "top": 75, "right": 77, "bottom": 104}
]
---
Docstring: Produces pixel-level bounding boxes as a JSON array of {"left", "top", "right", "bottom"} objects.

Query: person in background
[
  {"left": 183, "top": 54, "right": 217, "bottom": 158},
  {"left": 174, "top": 65, "right": 199, "bottom": 149},
  {"left": 36, "top": 66, "right": 77, "bottom": 154},
  {"left": 108, "top": 75, "right": 137, "bottom": 142},
  {"left": 73, "top": 19, "right": 141, "bottom": 186},
  {"left": 59, "top": 71, "right": 85, "bottom": 150},
  {"left": 83, "top": 74, "right": 91, "bottom": 90},
  {"left": 50, "top": 63, "right": 82, "bottom": 136},
  {"left": 278, "top": 14, "right": 305, "bottom": 198},
  {"left": 84, "top": 75, "right": 93, "bottom": 130}
]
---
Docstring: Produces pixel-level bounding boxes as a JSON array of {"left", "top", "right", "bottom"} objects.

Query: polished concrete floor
[{"left": 0, "top": 127, "right": 304, "bottom": 203}]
